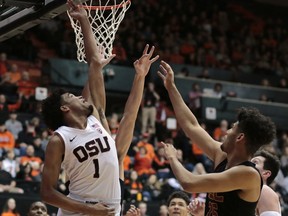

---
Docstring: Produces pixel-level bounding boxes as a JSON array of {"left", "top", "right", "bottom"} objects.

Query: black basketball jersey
[{"left": 204, "top": 159, "right": 263, "bottom": 216}]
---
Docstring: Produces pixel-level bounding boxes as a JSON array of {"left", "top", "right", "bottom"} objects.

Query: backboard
[{"left": 0, "top": 0, "right": 67, "bottom": 42}]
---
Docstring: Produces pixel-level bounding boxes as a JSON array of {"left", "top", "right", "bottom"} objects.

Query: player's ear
[
  {"left": 263, "top": 170, "right": 271, "bottom": 178},
  {"left": 236, "top": 133, "right": 245, "bottom": 141},
  {"left": 60, "top": 105, "right": 69, "bottom": 112}
]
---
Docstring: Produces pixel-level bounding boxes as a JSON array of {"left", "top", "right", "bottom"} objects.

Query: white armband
[{"left": 260, "top": 211, "right": 281, "bottom": 216}]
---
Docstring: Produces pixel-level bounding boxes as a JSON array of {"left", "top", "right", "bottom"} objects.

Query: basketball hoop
[{"left": 68, "top": 0, "right": 131, "bottom": 62}]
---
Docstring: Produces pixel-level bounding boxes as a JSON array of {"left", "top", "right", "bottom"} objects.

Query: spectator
[
  {"left": 155, "top": 100, "right": 174, "bottom": 142},
  {"left": 197, "top": 68, "right": 210, "bottom": 79},
  {"left": 17, "top": 119, "right": 37, "bottom": 147},
  {"left": 0, "top": 122, "right": 16, "bottom": 158},
  {"left": 259, "top": 93, "right": 269, "bottom": 102},
  {"left": 134, "top": 146, "right": 156, "bottom": 179},
  {"left": 138, "top": 202, "right": 149, "bottom": 216},
  {"left": 1, "top": 198, "right": 20, "bottom": 216},
  {"left": 5, "top": 112, "right": 23, "bottom": 140},
  {"left": 211, "top": 82, "right": 223, "bottom": 98},
  {"left": 153, "top": 147, "right": 171, "bottom": 179},
  {"left": 1, "top": 149, "right": 19, "bottom": 178},
  {"left": 17, "top": 71, "right": 38, "bottom": 112},
  {"left": 175, "top": 148, "right": 194, "bottom": 173},
  {"left": 213, "top": 119, "right": 228, "bottom": 141},
  {"left": 141, "top": 81, "right": 160, "bottom": 134},
  {"left": 278, "top": 77, "right": 287, "bottom": 88},
  {"left": 0, "top": 52, "right": 8, "bottom": 76},
  {"left": 0, "top": 167, "right": 24, "bottom": 194},
  {"left": 112, "top": 41, "right": 128, "bottom": 65},
  {"left": 0, "top": 75, "right": 18, "bottom": 101},
  {"left": 158, "top": 204, "right": 168, "bottom": 216},
  {"left": 125, "top": 170, "right": 143, "bottom": 202},
  {"left": 108, "top": 113, "right": 120, "bottom": 139},
  {"left": 31, "top": 136, "right": 45, "bottom": 161},
  {"left": 187, "top": 82, "right": 202, "bottom": 118},
  {"left": 5, "top": 64, "right": 21, "bottom": 84},
  {"left": 16, "top": 162, "right": 35, "bottom": 182},
  {"left": 142, "top": 174, "right": 162, "bottom": 201},
  {"left": 177, "top": 67, "right": 189, "bottom": 77},
  {"left": 123, "top": 155, "right": 132, "bottom": 178},
  {"left": 280, "top": 143, "right": 288, "bottom": 177},
  {"left": 0, "top": 95, "right": 11, "bottom": 123},
  {"left": 260, "top": 78, "right": 271, "bottom": 87},
  {"left": 191, "top": 123, "right": 213, "bottom": 172},
  {"left": 169, "top": 46, "right": 185, "bottom": 64},
  {"left": 39, "top": 129, "right": 50, "bottom": 151},
  {"left": 20, "top": 145, "right": 42, "bottom": 181},
  {"left": 136, "top": 132, "right": 155, "bottom": 161}
]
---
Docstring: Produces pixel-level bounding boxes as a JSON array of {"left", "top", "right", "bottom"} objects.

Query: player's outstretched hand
[
  {"left": 157, "top": 60, "right": 175, "bottom": 89},
  {"left": 134, "top": 44, "right": 159, "bottom": 77},
  {"left": 67, "top": 0, "right": 87, "bottom": 20},
  {"left": 160, "top": 141, "right": 178, "bottom": 160}
]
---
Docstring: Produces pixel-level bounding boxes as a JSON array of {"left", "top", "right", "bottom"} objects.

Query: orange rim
[{"left": 81, "top": 0, "right": 131, "bottom": 10}]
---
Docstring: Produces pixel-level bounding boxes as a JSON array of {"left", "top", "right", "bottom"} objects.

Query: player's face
[
  {"left": 168, "top": 198, "right": 188, "bottom": 216},
  {"left": 220, "top": 122, "right": 239, "bottom": 153},
  {"left": 29, "top": 202, "right": 48, "bottom": 216},
  {"left": 251, "top": 156, "right": 265, "bottom": 172},
  {"left": 61, "top": 93, "right": 93, "bottom": 116}
]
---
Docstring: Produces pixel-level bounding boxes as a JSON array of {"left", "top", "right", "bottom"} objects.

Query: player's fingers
[
  {"left": 139, "top": 54, "right": 149, "bottom": 61},
  {"left": 67, "top": 0, "right": 77, "bottom": 10},
  {"left": 157, "top": 71, "right": 165, "bottom": 81},
  {"left": 160, "top": 60, "right": 172, "bottom": 71},
  {"left": 147, "top": 45, "right": 155, "bottom": 57},
  {"left": 150, "top": 55, "right": 159, "bottom": 63},
  {"left": 106, "top": 54, "right": 116, "bottom": 62},
  {"left": 107, "top": 207, "right": 116, "bottom": 215},
  {"left": 133, "top": 59, "right": 139, "bottom": 66},
  {"left": 99, "top": 45, "right": 105, "bottom": 54},
  {"left": 143, "top": 44, "right": 149, "bottom": 55},
  {"left": 160, "top": 141, "right": 169, "bottom": 147},
  {"left": 159, "top": 64, "right": 167, "bottom": 74}
]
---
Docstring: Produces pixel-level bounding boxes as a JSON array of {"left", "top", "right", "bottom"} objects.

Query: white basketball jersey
[{"left": 55, "top": 115, "right": 120, "bottom": 216}]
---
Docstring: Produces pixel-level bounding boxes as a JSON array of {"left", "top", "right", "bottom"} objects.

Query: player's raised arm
[
  {"left": 157, "top": 60, "right": 223, "bottom": 163},
  {"left": 115, "top": 44, "right": 159, "bottom": 179},
  {"left": 67, "top": 0, "right": 114, "bottom": 130}
]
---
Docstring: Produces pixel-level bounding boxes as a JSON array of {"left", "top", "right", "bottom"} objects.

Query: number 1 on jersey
[{"left": 93, "top": 159, "right": 100, "bottom": 178}]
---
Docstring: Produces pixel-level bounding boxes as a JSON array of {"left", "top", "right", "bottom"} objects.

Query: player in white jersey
[
  {"left": 41, "top": 0, "right": 118, "bottom": 214},
  {"left": 252, "top": 150, "right": 282, "bottom": 216},
  {"left": 40, "top": 1, "right": 159, "bottom": 215}
]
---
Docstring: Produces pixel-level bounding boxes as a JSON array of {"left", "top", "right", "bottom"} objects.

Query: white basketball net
[{"left": 68, "top": 0, "right": 131, "bottom": 62}]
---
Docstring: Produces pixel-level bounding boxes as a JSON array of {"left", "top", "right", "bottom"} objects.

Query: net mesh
[{"left": 68, "top": 0, "right": 131, "bottom": 62}]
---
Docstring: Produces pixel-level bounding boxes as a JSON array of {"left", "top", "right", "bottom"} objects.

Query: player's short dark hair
[
  {"left": 167, "top": 191, "right": 190, "bottom": 206},
  {"left": 41, "top": 88, "right": 67, "bottom": 131},
  {"left": 254, "top": 149, "right": 280, "bottom": 185},
  {"left": 237, "top": 107, "right": 276, "bottom": 155}
]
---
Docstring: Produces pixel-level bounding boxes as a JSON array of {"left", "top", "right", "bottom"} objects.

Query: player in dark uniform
[{"left": 158, "top": 60, "right": 276, "bottom": 216}]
